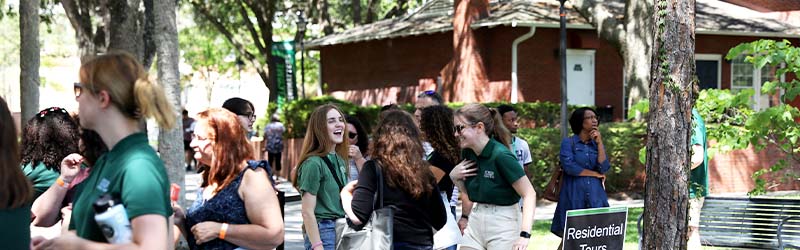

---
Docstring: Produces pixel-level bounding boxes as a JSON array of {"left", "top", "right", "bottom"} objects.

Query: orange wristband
[
  {"left": 219, "top": 223, "right": 229, "bottom": 240},
  {"left": 56, "top": 177, "right": 69, "bottom": 188}
]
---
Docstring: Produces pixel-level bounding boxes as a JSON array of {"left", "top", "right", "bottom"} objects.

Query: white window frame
[
  {"left": 695, "top": 54, "right": 722, "bottom": 89},
  {"left": 729, "top": 56, "right": 786, "bottom": 110}
]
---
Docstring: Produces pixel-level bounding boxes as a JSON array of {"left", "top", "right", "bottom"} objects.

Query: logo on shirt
[
  {"left": 97, "top": 178, "right": 110, "bottom": 192},
  {"left": 483, "top": 170, "right": 495, "bottom": 179}
]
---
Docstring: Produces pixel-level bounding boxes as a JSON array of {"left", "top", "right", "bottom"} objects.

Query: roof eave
[{"left": 696, "top": 29, "right": 800, "bottom": 38}]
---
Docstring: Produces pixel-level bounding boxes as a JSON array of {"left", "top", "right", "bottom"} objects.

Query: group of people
[
  {"left": 0, "top": 51, "right": 708, "bottom": 250},
  {"left": 1, "top": 52, "right": 284, "bottom": 250}
]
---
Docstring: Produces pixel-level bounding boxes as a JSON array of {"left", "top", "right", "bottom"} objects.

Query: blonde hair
[
  {"left": 79, "top": 52, "right": 175, "bottom": 128},
  {"left": 291, "top": 104, "right": 350, "bottom": 186},
  {"left": 455, "top": 103, "right": 512, "bottom": 147}
]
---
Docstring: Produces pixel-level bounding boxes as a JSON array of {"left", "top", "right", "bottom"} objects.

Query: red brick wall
[{"left": 708, "top": 142, "right": 800, "bottom": 193}]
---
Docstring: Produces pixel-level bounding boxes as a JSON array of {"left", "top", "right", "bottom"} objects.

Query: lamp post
[{"left": 296, "top": 10, "right": 307, "bottom": 99}]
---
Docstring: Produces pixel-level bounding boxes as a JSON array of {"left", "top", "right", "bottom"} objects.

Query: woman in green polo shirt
[
  {"left": 0, "top": 96, "right": 34, "bottom": 250},
  {"left": 32, "top": 52, "right": 176, "bottom": 250},
  {"left": 450, "top": 103, "right": 537, "bottom": 250},
  {"left": 291, "top": 104, "right": 349, "bottom": 250},
  {"left": 20, "top": 107, "right": 81, "bottom": 201}
]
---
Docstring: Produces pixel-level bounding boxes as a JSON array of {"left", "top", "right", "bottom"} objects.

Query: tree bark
[
  {"left": 153, "top": 0, "right": 184, "bottom": 205},
  {"left": 20, "top": 0, "right": 40, "bottom": 129},
  {"left": 439, "top": 0, "right": 490, "bottom": 102},
  {"left": 320, "top": 0, "right": 333, "bottom": 35},
  {"left": 642, "top": 0, "right": 695, "bottom": 249},
  {"left": 108, "top": 0, "right": 142, "bottom": 59},
  {"left": 365, "top": 0, "right": 379, "bottom": 23},
  {"left": 572, "top": 0, "right": 654, "bottom": 119}
]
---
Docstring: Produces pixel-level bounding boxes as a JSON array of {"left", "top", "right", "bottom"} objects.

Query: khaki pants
[{"left": 459, "top": 203, "right": 521, "bottom": 250}]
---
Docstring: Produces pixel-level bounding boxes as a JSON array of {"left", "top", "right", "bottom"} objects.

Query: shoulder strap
[
  {"left": 320, "top": 156, "right": 345, "bottom": 190},
  {"left": 373, "top": 161, "right": 385, "bottom": 209}
]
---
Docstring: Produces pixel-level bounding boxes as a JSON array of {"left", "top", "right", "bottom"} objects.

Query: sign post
[{"left": 563, "top": 207, "right": 628, "bottom": 250}]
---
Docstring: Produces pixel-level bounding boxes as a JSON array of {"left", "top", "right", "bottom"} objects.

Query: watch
[{"left": 519, "top": 231, "right": 531, "bottom": 238}]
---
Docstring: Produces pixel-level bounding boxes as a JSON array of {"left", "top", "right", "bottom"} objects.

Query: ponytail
[
  {"left": 489, "top": 108, "right": 512, "bottom": 148},
  {"left": 134, "top": 78, "right": 176, "bottom": 129}
]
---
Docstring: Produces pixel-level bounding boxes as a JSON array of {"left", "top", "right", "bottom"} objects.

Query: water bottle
[{"left": 93, "top": 194, "right": 132, "bottom": 244}]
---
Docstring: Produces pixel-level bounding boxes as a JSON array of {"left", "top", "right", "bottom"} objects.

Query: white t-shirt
[{"left": 512, "top": 136, "right": 532, "bottom": 168}]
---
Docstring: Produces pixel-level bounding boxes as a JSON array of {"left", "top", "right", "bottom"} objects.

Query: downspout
[{"left": 511, "top": 24, "right": 536, "bottom": 103}]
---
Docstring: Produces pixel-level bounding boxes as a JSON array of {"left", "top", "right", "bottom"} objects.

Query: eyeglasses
[
  {"left": 192, "top": 133, "right": 209, "bottom": 141},
  {"left": 239, "top": 112, "right": 256, "bottom": 121},
  {"left": 74, "top": 82, "right": 83, "bottom": 98},
  {"left": 348, "top": 132, "right": 358, "bottom": 139},
  {"left": 454, "top": 123, "right": 476, "bottom": 133}
]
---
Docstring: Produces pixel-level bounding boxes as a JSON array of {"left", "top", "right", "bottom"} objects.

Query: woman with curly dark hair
[
  {"left": 420, "top": 105, "right": 462, "bottom": 249},
  {"left": 20, "top": 107, "right": 81, "bottom": 200},
  {"left": 31, "top": 115, "right": 109, "bottom": 227},
  {"left": 0, "top": 96, "right": 34, "bottom": 250},
  {"left": 341, "top": 110, "right": 446, "bottom": 249}
]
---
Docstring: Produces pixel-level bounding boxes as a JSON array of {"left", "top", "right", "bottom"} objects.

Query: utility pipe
[{"left": 511, "top": 24, "right": 536, "bottom": 103}]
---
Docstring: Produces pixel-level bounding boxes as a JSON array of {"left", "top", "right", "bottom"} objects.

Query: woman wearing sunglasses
[
  {"left": 33, "top": 52, "right": 175, "bottom": 250},
  {"left": 450, "top": 103, "right": 536, "bottom": 250},
  {"left": 345, "top": 115, "right": 368, "bottom": 181}
]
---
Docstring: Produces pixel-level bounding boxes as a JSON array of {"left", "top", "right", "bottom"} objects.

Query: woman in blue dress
[{"left": 550, "top": 107, "right": 610, "bottom": 243}]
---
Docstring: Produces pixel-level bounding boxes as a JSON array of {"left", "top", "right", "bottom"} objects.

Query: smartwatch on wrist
[
  {"left": 460, "top": 214, "right": 469, "bottom": 220},
  {"left": 519, "top": 231, "right": 531, "bottom": 238}
]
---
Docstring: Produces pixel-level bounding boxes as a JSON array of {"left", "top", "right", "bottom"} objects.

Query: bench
[{"left": 700, "top": 196, "right": 800, "bottom": 249}]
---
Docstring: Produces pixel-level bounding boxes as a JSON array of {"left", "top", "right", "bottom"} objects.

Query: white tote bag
[{"left": 433, "top": 191, "right": 462, "bottom": 249}]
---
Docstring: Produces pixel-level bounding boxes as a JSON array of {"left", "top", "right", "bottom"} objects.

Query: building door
[
  {"left": 567, "top": 49, "right": 595, "bottom": 106},
  {"left": 696, "top": 54, "right": 721, "bottom": 90}
]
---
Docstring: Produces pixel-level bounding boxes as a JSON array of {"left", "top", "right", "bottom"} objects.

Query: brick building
[{"left": 300, "top": 0, "right": 800, "bottom": 193}]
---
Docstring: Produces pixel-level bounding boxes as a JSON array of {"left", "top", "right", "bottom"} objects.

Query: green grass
[{"left": 529, "top": 207, "right": 738, "bottom": 249}]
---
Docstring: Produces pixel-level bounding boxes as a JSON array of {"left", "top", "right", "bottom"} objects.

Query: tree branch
[
  {"left": 60, "top": 0, "right": 93, "bottom": 43},
  {"left": 237, "top": 0, "right": 266, "bottom": 56}
]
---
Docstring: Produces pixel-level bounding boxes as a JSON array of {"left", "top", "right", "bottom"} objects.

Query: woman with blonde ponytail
[
  {"left": 33, "top": 52, "right": 175, "bottom": 250},
  {"left": 449, "top": 103, "right": 536, "bottom": 250}
]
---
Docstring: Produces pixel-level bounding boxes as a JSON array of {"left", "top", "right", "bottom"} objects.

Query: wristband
[
  {"left": 311, "top": 241, "right": 324, "bottom": 249},
  {"left": 219, "top": 223, "right": 229, "bottom": 240},
  {"left": 56, "top": 176, "right": 70, "bottom": 188},
  {"left": 461, "top": 214, "right": 469, "bottom": 220}
]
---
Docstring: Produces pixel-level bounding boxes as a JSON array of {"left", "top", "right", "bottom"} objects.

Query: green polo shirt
[
  {"left": 463, "top": 139, "right": 526, "bottom": 206},
  {"left": 69, "top": 133, "right": 172, "bottom": 242},
  {"left": 21, "top": 162, "right": 60, "bottom": 200},
  {"left": 297, "top": 153, "right": 347, "bottom": 219},
  {"left": 0, "top": 204, "right": 31, "bottom": 250},
  {"left": 690, "top": 109, "right": 709, "bottom": 198}
]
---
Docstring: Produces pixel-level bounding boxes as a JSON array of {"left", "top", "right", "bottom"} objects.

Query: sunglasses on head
[
  {"left": 348, "top": 132, "right": 358, "bottom": 139},
  {"left": 417, "top": 90, "right": 436, "bottom": 98}
]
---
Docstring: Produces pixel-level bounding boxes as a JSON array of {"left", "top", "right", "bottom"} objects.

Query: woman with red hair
[{"left": 174, "top": 108, "right": 284, "bottom": 250}]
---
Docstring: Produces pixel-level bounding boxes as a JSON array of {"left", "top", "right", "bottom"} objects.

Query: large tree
[
  {"left": 189, "top": 0, "right": 278, "bottom": 100},
  {"left": 571, "top": 0, "right": 654, "bottom": 118},
  {"left": 19, "top": 0, "right": 39, "bottom": 128},
  {"left": 641, "top": 0, "right": 695, "bottom": 248},
  {"left": 154, "top": 0, "right": 183, "bottom": 201}
]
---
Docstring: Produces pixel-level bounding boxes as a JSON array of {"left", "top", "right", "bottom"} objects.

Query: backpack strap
[{"left": 320, "top": 156, "right": 345, "bottom": 190}]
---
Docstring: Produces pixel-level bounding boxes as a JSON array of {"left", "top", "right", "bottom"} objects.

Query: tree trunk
[
  {"left": 439, "top": 0, "right": 490, "bottom": 103},
  {"left": 623, "top": 0, "right": 654, "bottom": 119},
  {"left": 108, "top": 0, "right": 142, "bottom": 60},
  {"left": 153, "top": 0, "right": 184, "bottom": 205},
  {"left": 351, "top": 0, "right": 361, "bottom": 25},
  {"left": 320, "top": 0, "right": 333, "bottom": 35},
  {"left": 642, "top": 0, "right": 695, "bottom": 249},
  {"left": 365, "top": 0, "right": 379, "bottom": 23},
  {"left": 19, "top": 0, "right": 40, "bottom": 129}
]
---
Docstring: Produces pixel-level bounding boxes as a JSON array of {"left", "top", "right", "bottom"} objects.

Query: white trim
[
  {"left": 566, "top": 49, "right": 596, "bottom": 56},
  {"left": 695, "top": 53, "right": 722, "bottom": 89},
  {"left": 566, "top": 49, "right": 596, "bottom": 106}
]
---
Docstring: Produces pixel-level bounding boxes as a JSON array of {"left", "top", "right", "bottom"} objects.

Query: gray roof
[{"left": 307, "top": 0, "right": 800, "bottom": 49}]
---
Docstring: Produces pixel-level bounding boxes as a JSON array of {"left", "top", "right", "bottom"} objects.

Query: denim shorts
[{"left": 304, "top": 219, "right": 337, "bottom": 250}]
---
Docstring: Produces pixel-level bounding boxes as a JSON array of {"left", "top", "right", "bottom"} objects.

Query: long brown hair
[
  {"left": 196, "top": 108, "right": 254, "bottom": 193},
  {"left": 79, "top": 52, "right": 175, "bottom": 128},
  {"left": 0, "top": 97, "right": 33, "bottom": 209},
  {"left": 455, "top": 103, "right": 512, "bottom": 147},
  {"left": 291, "top": 104, "right": 349, "bottom": 186},
  {"left": 371, "top": 110, "right": 435, "bottom": 199},
  {"left": 420, "top": 105, "right": 460, "bottom": 165}
]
